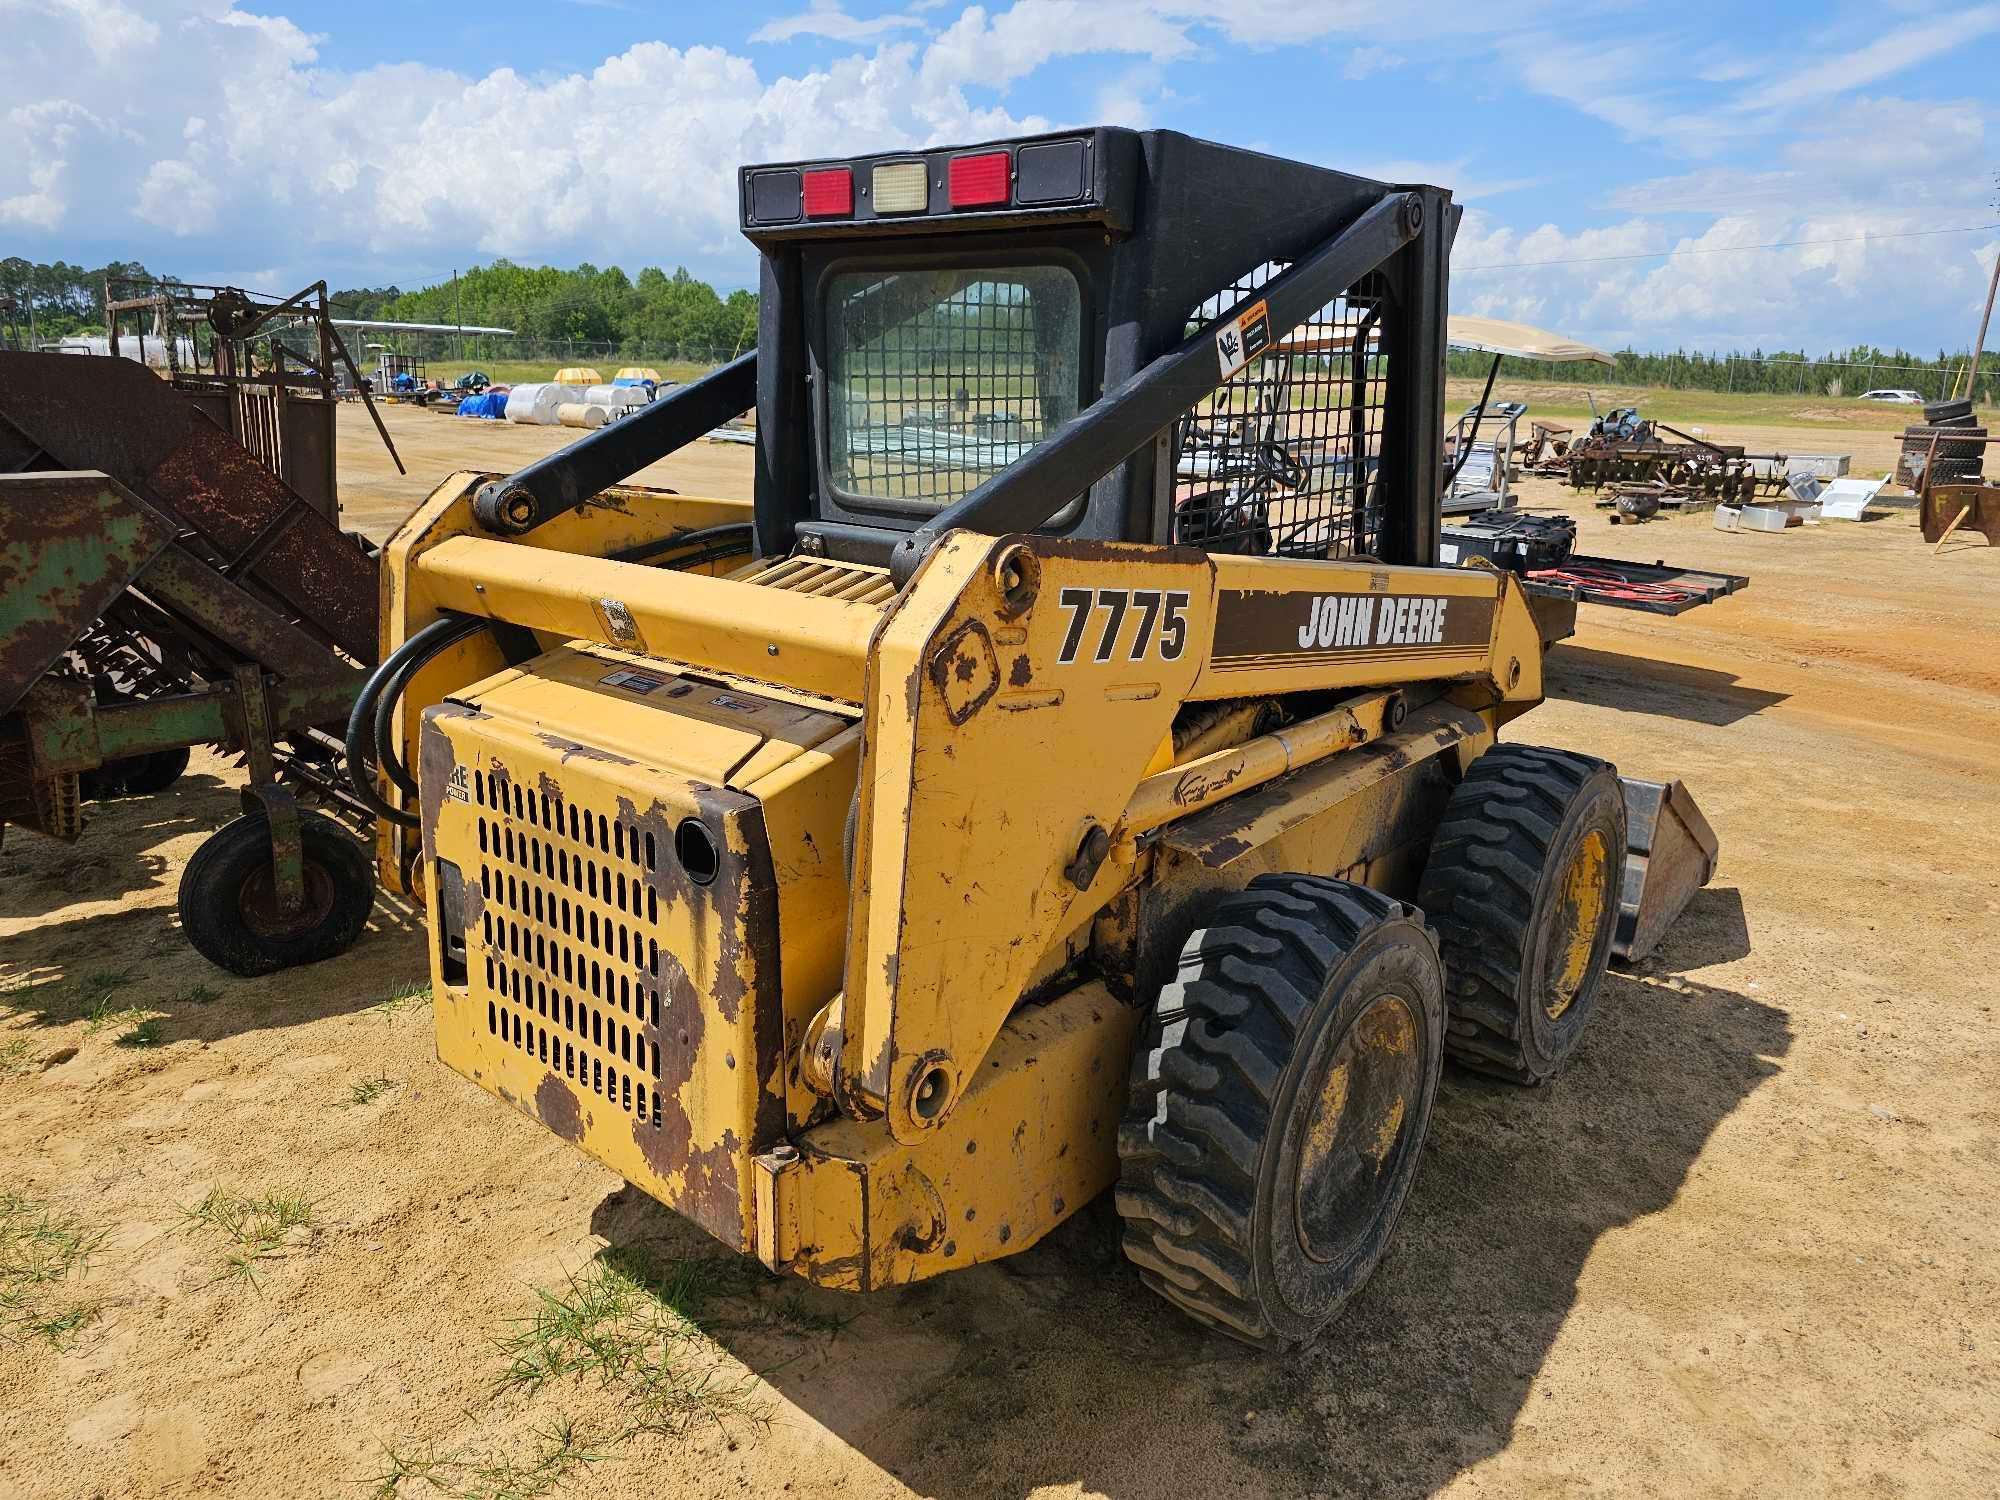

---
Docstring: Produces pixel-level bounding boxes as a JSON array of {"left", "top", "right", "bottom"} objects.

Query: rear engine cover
[{"left": 419, "top": 643, "right": 851, "bottom": 1251}]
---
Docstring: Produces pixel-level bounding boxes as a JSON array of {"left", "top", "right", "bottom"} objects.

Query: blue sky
[{"left": 4, "top": 1, "right": 1997, "bottom": 353}]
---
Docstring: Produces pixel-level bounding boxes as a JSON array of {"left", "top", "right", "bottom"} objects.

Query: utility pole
[
  {"left": 1958, "top": 243, "right": 1999, "bottom": 401},
  {"left": 454, "top": 268, "right": 462, "bottom": 365}
]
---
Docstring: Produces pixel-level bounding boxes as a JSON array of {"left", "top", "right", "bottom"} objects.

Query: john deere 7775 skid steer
[{"left": 355, "top": 129, "right": 1654, "bottom": 1347}]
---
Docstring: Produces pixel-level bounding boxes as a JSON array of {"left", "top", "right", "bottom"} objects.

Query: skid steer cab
[{"left": 359, "top": 128, "right": 1645, "bottom": 1348}]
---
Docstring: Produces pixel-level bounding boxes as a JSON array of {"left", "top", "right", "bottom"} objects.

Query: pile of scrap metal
[
  {"left": 1562, "top": 409, "right": 1783, "bottom": 507},
  {"left": 0, "top": 282, "right": 398, "bottom": 974},
  {"left": 1908, "top": 420, "right": 2000, "bottom": 549},
  {"left": 1897, "top": 394, "right": 1986, "bottom": 489}
]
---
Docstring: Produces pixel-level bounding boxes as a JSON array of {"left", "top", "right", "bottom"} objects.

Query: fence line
[{"left": 345, "top": 332, "right": 744, "bottom": 373}]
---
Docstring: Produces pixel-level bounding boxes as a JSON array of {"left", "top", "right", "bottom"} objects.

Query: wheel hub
[
  {"left": 238, "top": 860, "right": 337, "bottom": 939},
  {"left": 1293, "top": 993, "right": 1422, "bottom": 1266}
]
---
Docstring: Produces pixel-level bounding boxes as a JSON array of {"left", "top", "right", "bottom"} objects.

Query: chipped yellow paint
[
  {"left": 1372, "top": 1095, "right": 1408, "bottom": 1164},
  {"left": 771, "top": 981, "right": 1139, "bottom": 1290},
  {"left": 1302, "top": 1057, "right": 1353, "bottom": 1171}
]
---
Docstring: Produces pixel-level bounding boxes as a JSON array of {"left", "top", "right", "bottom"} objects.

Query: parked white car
[{"left": 1858, "top": 389, "right": 1925, "bottom": 404}]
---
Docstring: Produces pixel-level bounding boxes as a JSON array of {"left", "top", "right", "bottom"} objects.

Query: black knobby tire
[
  {"left": 179, "top": 811, "right": 375, "bottom": 976},
  {"left": 109, "top": 746, "right": 192, "bottom": 797},
  {"left": 1116, "top": 875, "right": 1445, "bottom": 1348},
  {"left": 1418, "top": 744, "right": 1625, "bottom": 1085}
]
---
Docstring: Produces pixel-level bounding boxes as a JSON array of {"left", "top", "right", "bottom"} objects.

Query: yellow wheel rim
[{"left": 1546, "top": 829, "right": 1608, "bottom": 1020}]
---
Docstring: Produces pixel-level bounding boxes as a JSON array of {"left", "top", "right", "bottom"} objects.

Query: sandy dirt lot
[{"left": 2, "top": 401, "right": 1996, "bottom": 1499}]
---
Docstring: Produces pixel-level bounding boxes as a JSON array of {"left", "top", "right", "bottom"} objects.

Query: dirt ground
[
  {"left": 336, "top": 402, "right": 756, "bottom": 541},
  {"left": 3, "top": 400, "right": 1997, "bottom": 1500}
]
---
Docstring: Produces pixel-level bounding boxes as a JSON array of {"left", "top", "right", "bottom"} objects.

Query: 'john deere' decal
[{"left": 1211, "top": 588, "right": 1494, "bottom": 668}]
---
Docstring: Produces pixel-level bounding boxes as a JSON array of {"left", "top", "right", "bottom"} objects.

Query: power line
[{"left": 1456, "top": 221, "right": 2000, "bottom": 273}]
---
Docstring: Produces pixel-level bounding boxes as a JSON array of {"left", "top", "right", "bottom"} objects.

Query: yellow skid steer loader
[{"left": 353, "top": 129, "right": 1706, "bottom": 1347}]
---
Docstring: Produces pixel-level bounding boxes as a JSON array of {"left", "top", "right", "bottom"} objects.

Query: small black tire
[
  {"left": 107, "top": 746, "right": 192, "bottom": 797},
  {"left": 178, "top": 811, "right": 374, "bottom": 976},
  {"left": 1418, "top": 744, "right": 1625, "bottom": 1085},
  {"left": 1116, "top": 875, "right": 1445, "bottom": 1348}
]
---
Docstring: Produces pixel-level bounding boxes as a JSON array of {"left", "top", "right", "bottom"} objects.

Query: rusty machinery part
[
  {"left": 177, "top": 807, "right": 375, "bottom": 975},
  {"left": 205, "top": 288, "right": 264, "bottom": 341},
  {"left": 102, "top": 276, "right": 403, "bottom": 484},
  {"left": 1116, "top": 875, "right": 1445, "bottom": 1348},
  {"left": 1416, "top": 744, "right": 1626, "bottom": 1084}
]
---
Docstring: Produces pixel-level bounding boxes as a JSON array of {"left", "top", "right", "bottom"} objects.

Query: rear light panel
[
  {"left": 802, "top": 167, "right": 853, "bottom": 218},
  {"left": 740, "top": 133, "right": 1112, "bottom": 232},
  {"left": 948, "top": 151, "right": 1010, "bottom": 207}
]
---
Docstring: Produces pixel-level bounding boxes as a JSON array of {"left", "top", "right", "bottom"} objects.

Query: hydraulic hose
[
  {"left": 609, "top": 521, "right": 755, "bottom": 566},
  {"left": 344, "top": 613, "right": 490, "bottom": 828},
  {"left": 344, "top": 533, "right": 748, "bottom": 828}
]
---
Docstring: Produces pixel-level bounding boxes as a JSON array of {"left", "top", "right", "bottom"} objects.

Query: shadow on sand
[
  {"left": 1547, "top": 644, "right": 1787, "bottom": 726},
  {"left": 588, "top": 901, "right": 1790, "bottom": 1499},
  {"left": 1, "top": 771, "right": 426, "bottom": 1042}
]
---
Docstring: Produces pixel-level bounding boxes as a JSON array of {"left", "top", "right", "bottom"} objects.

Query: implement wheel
[
  {"left": 1418, "top": 744, "right": 1625, "bottom": 1084},
  {"left": 1116, "top": 875, "right": 1445, "bottom": 1348},
  {"left": 109, "top": 746, "right": 192, "bottom": 797},
  {"left": 178, "top": 811, "right": 374, "bottom": 976}
]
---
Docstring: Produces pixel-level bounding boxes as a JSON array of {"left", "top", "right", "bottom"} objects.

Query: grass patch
[
  {"left": 368, "top": 1248, "right": 778, "bottom": 1494},
  {"left": 494, "top": 1248, "right": 768, "bottom": 1437},
  {"left": 0, "top": 1193, "right": 102, "bottom": 1348},
  {"left": 373, "top": 981, "right": 433, "bottom": 1016},
  {"left": 344, "top": 1076, "right": 396, "bottom": 1108},
  {"left": 369, "top": 1418, "right": 613, "bottom": 1500},
  {"left": 177, "top": 982, "right": 223, "bottom": 1006},
  {"left": 764, "top": 1288, "right": 853, "bottom": 1340},
  {"left": 177, "top": 1187, "right": 318, "bottom": 1290},
  {"left": 114, "top": 1018, "right": 164, "bottom": 1048},
  {"left": 0, "top": 1038, "right": 30, "bottom": 1076},
  {"left": 2, "top": 967, "right": 139, "bottom": 1029},
  {"left": 84, "top": 997, "right": 151, "bottom": 1037}
]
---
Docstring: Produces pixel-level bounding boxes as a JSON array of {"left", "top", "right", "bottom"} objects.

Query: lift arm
[{"left": 472, "top": 353, "right": 758, "bottom": 534}]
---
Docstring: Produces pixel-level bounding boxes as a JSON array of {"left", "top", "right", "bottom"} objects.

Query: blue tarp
[{"left": 457, "top": 391, "right": 508, "bottom": 419}]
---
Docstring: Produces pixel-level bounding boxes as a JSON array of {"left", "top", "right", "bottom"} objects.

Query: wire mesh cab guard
[{"left": 1171, "top": 265, "right": 1392, "bottom": 562}]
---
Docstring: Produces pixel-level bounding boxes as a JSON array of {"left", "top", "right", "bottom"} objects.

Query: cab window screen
[{"left": 826, "top": 266, "right": 1082, "bottom": 509}]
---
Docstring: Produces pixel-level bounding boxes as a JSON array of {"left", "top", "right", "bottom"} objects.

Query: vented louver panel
[
  {"left": 470, "top": 765, "right": 667, "bottom": 1130},
  {"left": 746, "top": 554, "right": 896, "bottom": 606}
]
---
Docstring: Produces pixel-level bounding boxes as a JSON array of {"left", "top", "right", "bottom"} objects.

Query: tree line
[
  {"left": 1445, "top": 344, "right": 1988, "bottom": 404},
  {"left": 336, "top": 261, "right": 758, "bottom": 362},
  {"left": 0, "top": 257, "right": 757, "bottom": 363}
]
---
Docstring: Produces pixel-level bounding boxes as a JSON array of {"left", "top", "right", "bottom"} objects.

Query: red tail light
[
  {"left": 948, "top": 151, "right": 1010, "bottom": 208},
  {"left": 802, "top": 167, "right": 853, "bottom": 218}
]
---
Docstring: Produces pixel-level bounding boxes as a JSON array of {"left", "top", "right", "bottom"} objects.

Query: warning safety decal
[{"left": 1214, "top": 298, "right": 1272, "bottom": 381}]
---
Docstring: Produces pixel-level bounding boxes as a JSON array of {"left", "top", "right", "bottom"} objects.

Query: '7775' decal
[{"left": 1055, "top": 587, "right": 1191, "bottom": 664}]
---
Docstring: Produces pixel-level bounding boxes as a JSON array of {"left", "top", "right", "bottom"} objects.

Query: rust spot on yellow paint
[{"left": 536, "top": 1072, "right": 584, "bottom": 1141}]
